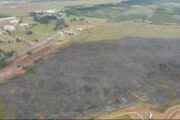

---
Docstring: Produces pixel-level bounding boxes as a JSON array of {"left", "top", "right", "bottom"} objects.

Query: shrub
[
  {"left": 27, "top": 51, "right": 32, "bottom": 55},
  {"left": 0, "top": 60, "right": 8, "bottom": 68},
  {"left": 23, "top": 65, "right": 36, "bottom": 73},
  {"left": 26, "top": 31, "right": 33, "bottom": 35}
]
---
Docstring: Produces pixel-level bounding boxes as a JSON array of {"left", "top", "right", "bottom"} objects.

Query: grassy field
[
  {"left": 72, "top": 21, "right": 180, "bottom": 42},
  {"left": 0, "top": 19, "right": 58, "bottom": 53},
  {"left": 0, "top": 0, "right": 122, "bottom": 53},
  {"left": 0, "top": 0, "right": 122, "bottom": 16},
  {"left": 1, "top": 1, "right": 180, "bottom": 52},
  {"left": 1, "top": 43, "right": 28, "bottom": 52},
  {"left": 0, "top": 34, "right": 14, "bottom": 42}
]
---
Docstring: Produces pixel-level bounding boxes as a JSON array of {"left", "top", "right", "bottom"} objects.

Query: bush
[
  {"left": 27, "top": 51, "right": 32, "bottom": 55},
  {"left": 34, "top": 39, "right": 39, "bottom": 42},
  {"left": 26, "top": 31, "right": 33, "bottom": 35},
  {"left": 16, "top": 38, "right": 22, "bottom": 42},
  {"left": 23, "top": 65, "right": 36, "bottom": 73},
  {"left": 4, "top": 50, "right": 15, "bottom": 57}
]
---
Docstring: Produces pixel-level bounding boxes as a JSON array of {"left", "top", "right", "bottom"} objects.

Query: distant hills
[{"left": 121, "top": 0, "right": 180, "bottom": 5}]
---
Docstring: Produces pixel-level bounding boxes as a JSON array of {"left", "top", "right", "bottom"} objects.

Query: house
[
  {"left": 9, "top": 19, "right": 19, "bottom": 25},
  {"left": 3, "top": 25, "right": 16, "bottom": 31}
]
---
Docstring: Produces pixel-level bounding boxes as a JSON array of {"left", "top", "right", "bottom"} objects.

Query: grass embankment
[
  {"left": 155, "top": 100, "right": 180, "bottom": 112},
  {"left": 73, "top": 21, "right": 180, "bottom": 42}
]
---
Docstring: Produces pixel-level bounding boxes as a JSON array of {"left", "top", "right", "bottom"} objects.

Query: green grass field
[{"left": 73, "top": 21, "right": 180, "bottom": 42}]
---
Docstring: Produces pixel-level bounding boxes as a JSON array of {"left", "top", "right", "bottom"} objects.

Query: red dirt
[
  {"left": 0, "top": 61, "right": 16, "bottom": 72},
  {"left": 0, "top": 40, "right": 70, "bottom": 83},
  {"left": 39, "top": 112, "right": 45, "bottom": 120}
]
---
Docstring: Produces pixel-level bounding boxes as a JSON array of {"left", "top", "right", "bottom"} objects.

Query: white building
[
  {"left": 46, "top": 9, "right": 56, "bottom": 14},
  {"left": 4, "top": 25, "right": 16, "bottom": 31},
  {"left": 0, "top": 17, "right": 18, "bottom": 25}
]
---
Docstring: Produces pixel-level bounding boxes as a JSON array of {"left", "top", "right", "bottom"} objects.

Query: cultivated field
[{"left": 0, "top": 38, "right": 180, "bottom": 119}]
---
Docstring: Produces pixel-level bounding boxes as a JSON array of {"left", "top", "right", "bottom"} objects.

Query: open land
[
  {"left": 0, "top": 0, "right": 180, "bottom": 119},
  {"left": 0, "top": 38, "right": 180, "bottom": 119}
]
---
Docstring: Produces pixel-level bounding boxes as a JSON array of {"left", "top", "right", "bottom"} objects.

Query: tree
[{"left": 54, "top": 19, "right": 68, "bottom": 30}]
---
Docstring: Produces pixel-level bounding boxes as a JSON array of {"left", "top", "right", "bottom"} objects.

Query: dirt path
[
  {"left": 95, "top": 105, "right": 163, "bottom": 119},
  {"left": 163, "top": 105, "right": 180, "bottom": 119},
  {"left": 99, "top": 112, "right": 144, "bottom": 119},
  {"left": 95, "top": 104, "right": 180, "bottom": 119}
]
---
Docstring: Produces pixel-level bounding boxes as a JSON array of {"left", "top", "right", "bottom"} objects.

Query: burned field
[{"left": 0, "top": 38, "right": 180, "bottom": 118}]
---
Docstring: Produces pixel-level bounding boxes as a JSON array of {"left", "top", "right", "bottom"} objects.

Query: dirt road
[
  {"left": 163, "top": 105, "right": 180, "bottom": 119},
  {"left": 0, "top": 40, "right": 69, "bottom": 83}
]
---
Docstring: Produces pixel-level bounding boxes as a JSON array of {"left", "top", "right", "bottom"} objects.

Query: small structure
[
  {"left": 0, "top": 31, "right": 3, "bottom": 35},
  {"left": 19, "top": 23, "right": 29, "bottom": 29},
  {"left": 64, "top": 30, "right": 75, "bottom": 35},
  {"left": 77, "top": 28, "right": 83, "bottom": 31},
  {"left": 58, "top": 31, "right": 64, "bottom": 35},
  {"left": 3, "top": 25, "right": 16, "bottom": 31}
]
